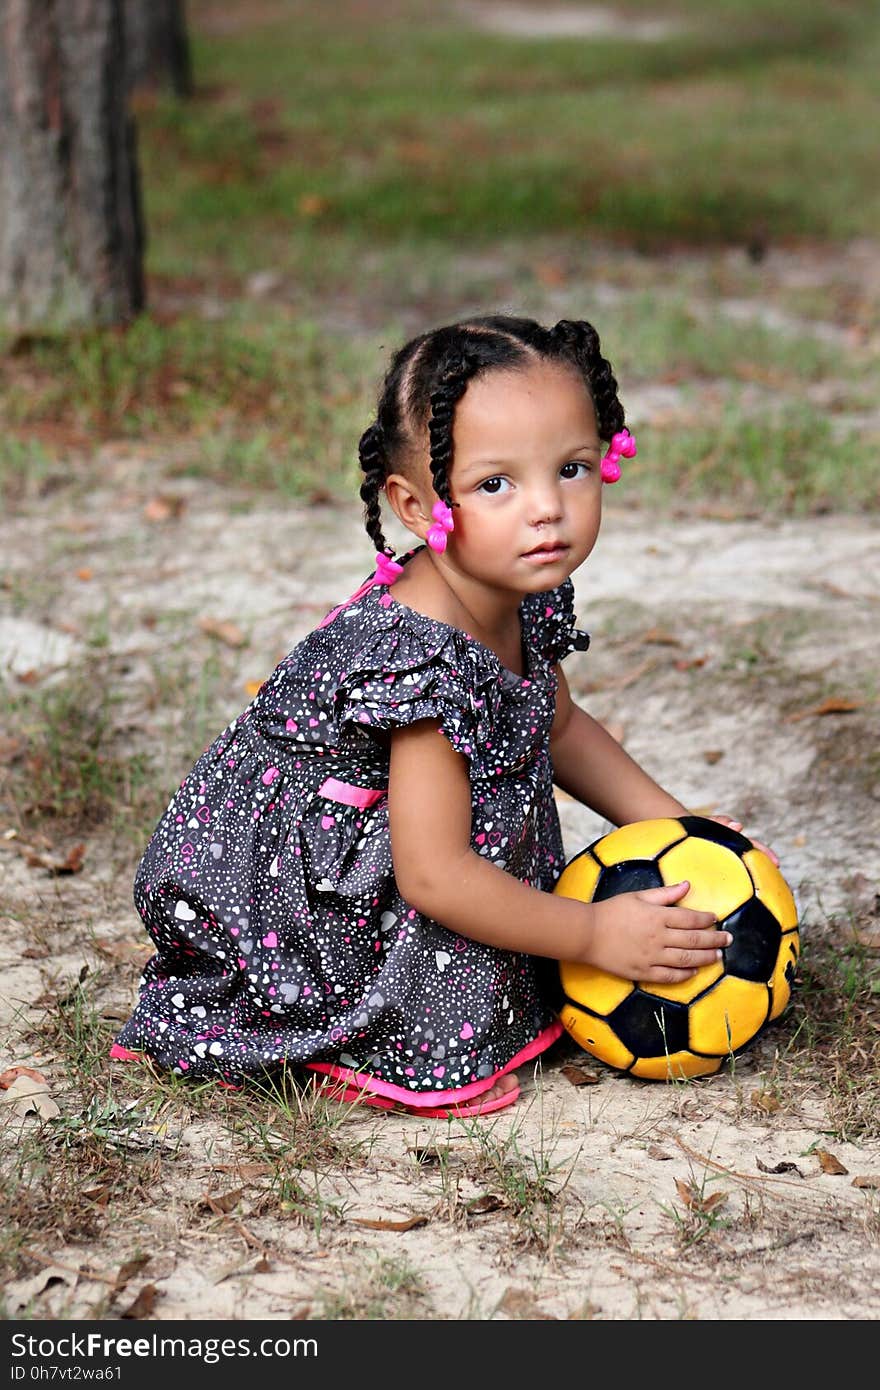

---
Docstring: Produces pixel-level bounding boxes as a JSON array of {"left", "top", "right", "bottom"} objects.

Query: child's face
[{"left": 444, "top": 359, "right": 604, "bottom": 596}]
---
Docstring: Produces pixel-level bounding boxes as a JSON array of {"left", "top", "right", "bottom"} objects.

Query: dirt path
[{"left": 2, "top": 449, "right": 879, "bottom": 1321}]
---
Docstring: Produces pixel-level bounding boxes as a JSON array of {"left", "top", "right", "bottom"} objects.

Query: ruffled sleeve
[
  {"left": 330, "top": 615, "right": 502, "bottom": 758},
  {"left": 521, "top": 579, "right": 590, "bottom": 665}
]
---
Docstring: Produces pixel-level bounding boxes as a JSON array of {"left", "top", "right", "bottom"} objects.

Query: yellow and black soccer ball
[{"left": 554, "top": 815, "right": 800, "bottom": 1080}]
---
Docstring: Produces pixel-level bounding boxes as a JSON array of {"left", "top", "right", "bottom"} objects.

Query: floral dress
[{"left": 111, "top": 549, "right": 590, "bottom": 1106}]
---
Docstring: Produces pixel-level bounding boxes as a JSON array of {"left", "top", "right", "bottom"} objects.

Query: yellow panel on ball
[
  {"left": 642, "top": 957, "right": 724, "bottom": 1005},
  {"left": 554, "top": 851, "right": 602, "bottom": 905},
  {"left": 743, "top": 849, "right": 799, "bottom": 930},
  {"left": 631, "top": 1051, "right": 723, "bottom": 1081},
  {"left": 559, "top": 960, "right": 634, "bottom": 1014},
  {"left": 660, "top": 838, "right": 753, "bottom": 919},
  {"left": 689, "top": 976, "right": 770, "bottom": 1053},
  {"left": 558, "top": 1005, "right": 635, "bottom": 1073},
  {"left": 768, "top": 930, "right": 801, "bottom": 1021},
  {"left": 592, "top": 817, "right": 686, "bottom": 866}
]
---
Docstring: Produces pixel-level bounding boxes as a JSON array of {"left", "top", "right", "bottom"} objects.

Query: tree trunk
[
  {"left": 0, "top": 0, "right": 145, "bottom": 334},
  {"left": 124, "top": 0, "right": 192, "bottom": 98}
]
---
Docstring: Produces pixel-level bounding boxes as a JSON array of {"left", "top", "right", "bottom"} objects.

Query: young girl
[{"left": 112, "top": 313, "right": 776, "bottom": 1117}]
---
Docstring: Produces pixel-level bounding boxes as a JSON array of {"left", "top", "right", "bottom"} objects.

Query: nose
[{"left": 527, "top": 483, "right": 563, "bottom": 528}]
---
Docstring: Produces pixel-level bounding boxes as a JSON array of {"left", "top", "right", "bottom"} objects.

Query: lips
[{"left": 523, "top": 540, "right": 568, "bottom": 558}]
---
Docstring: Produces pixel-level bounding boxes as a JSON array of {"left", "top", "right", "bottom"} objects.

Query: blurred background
[{"left": 2, "top": 0, "right": 879, "bottom": 517}]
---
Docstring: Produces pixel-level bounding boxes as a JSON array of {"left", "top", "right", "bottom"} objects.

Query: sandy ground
[{"left": 1, "top": 442, "right": 879, "bottom": 1324}]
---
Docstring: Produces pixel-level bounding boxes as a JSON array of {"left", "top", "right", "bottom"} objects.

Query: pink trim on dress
[
  {"left": 306, "top": 1017, "right": 563, "bottom": 1108},
  {"left": 317, "top": 777, "right": 387, "bottom": 809}
]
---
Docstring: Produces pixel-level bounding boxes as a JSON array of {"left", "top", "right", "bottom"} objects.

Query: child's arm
[{"left": 388, "top": 720, "right": 728, "bottom": 983}]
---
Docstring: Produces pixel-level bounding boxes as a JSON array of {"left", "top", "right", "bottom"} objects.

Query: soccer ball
[{"left": 554, "top": 815, "right": 800, "bottom": 1080}]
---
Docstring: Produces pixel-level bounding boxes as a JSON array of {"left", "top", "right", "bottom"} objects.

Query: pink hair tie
[
  {"left": 374, "top": 551, "right": 404, "bottom": 585},
  {"left": 601, "top": 427, "right": 637, "bottom": 484},
  {"left": 426, "top": 500, "right": 454, "bottom": 554}
]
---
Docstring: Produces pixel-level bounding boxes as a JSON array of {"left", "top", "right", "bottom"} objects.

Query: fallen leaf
[
  {"left": 816, "top": 1149, "right": 849, "bottom": 1175},
  {"left": 498, "top": 1285, "right": 556, "bottom": 1317},
  {"left": 646, "top": 1144, "right": 674, "bottom": 1161},
  {"left": 0, "top": 1066, "right": 49, "bottom": 1090},
  {"left": 212, "top": 1161, "right": 274, "bottom": 1181},
  {"left": 674, "top": 655, "right": 707, "bottom": 671},
  {"left": 76, "top": 567, "right": 93, "bottom": 581},
  {"left": 560, "top": 1064, "right": 600, "bottom": 1087},
  {"left": 201, "top": 1188, "right": 244, "bottom": 1214},
  {"left": 0, "top": 1074, "right": 61, "bottom": 1120},
  {"left": 674, "top": 1179, "right": 726, "bottom": 1215},
  {"left": 785, "top": 696, "right": 864, "bottom": 723},
  {"left": 4, "top": 1266, "right": 77, "bottom": 1314},
  {"left": 466, "top": 1194, "right": 507, "bottom": 1216},
  {"left": 756, "top": 1158, "right": 805, "bottom": 1177},
  {"left": 751, "top": 1089, "right": 780, "bottom": 1114},
  {"left": 198, "top": 616, "right": 247, "bottom": 648},
  {"left": 143, "top": 494, "right": 187, "bottom": 523},
  {"left": 119, "top": 1283, "right": 159, "bottom": 1319},
  {"left": 114, "top": 1255, "right": 150, "bottom": 1290},
  {"left": 702, "top": 749, "right": 724, "bottom": 764},
  {"left": 641, "top": 627, "right": 681, "bottom": 647},
  {"left": 24, "top": 842, "right": 86, "bottom": 875},
  {"left": 852, "top": 1175, "right": 880, "bottom": 1189},
  {"left": 351, "top": 1213, "right": 429, "bottom": 1231},
  {"left": 298, "top": 192, "right": 328, "bottom": 217}
]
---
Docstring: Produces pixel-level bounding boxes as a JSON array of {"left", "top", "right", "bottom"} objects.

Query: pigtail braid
[
  {"left": 357, "top": 421, "right": 388, "bottom": 555},
  {"left": 551, "top": 319, "right": 625, "bottom": 441},
  {"left": 427, "top": 351, "right": 477, "bottom": 505}
]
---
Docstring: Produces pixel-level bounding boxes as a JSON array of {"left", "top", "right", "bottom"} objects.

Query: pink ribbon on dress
[
  {"left": 318, "top": 777, "right": 387, "bottom": 808},
  {"left": 317, "top": 552, "right": 404, "bottom": 630}
]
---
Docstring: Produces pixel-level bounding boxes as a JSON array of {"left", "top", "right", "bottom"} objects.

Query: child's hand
[
  {"left": 708, "top": 814, "right": 780, "bottom": 867},
  {"left": 587, "top": 881, "right": 731, "bottom": 984}
]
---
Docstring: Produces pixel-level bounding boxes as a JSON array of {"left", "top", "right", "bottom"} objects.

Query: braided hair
[{"left": 357, "top": 314, "right": 626, "bottom": 557}]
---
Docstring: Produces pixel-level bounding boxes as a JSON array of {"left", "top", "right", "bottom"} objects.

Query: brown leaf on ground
[
  {"left": 674, "top": 1179, "right": 727, "bottom": 1215},
  {"left": 785, "top": 696, "right": 864, "bottom": 722},
  {"left": 114, "top": 1255, "right": 151, "bottom": 1290},
  {"left": 751, "top": 1089, "right": 780, "bottom": 1113},
  {"left": 499, "top": 1285, "right": 557, "bottom": 1318},
  {"left": 198, "top": 616, "right": 247, "bottom": 648},
  {"left": 816, "top": 1149, "right": 849, "bottom": 1175},
  {"left": 702, "top": 749, "right": 724, "bottom": 764},
  {"left": 641, "top": 626, "right": 682, "bottom": 646},
  {"left": 560, "top": 1063, "right": 600, "bottom": 1086},
  {"left": 466, "top": 1194, "right": 507, "bottom": 1216},
  {"left": 852, "top": 1176, "right": 880, "bottom": 1189},
  {"left": 352, "top": 1213, "right": 429, "bottom": 1231},
  {"left": 143, "top": 494, "right": 187, "bottom": 523},
  {"left": 0, "top": 1074, "right": 60, "bottom": 1119},
  {"left": 201, "top": 1188, "right": 244, "bottom": 1214},
  {"left": 0, "top": 1066, "right": 49, "bottom": 1090},
  {"left": 756, "top": 1158, "right": 805, "bottom": 1177},
  {"left": 119, "top": 1284, "right": 159, "bottom": 1319},
  {"left": 24, "top": 842, "right": 86, "bottom": 875},
  {"left": 647, "top": 1144, "right": 674, "bottom": 1161}
]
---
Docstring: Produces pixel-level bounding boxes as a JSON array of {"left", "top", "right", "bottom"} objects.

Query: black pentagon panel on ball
[
  {"left": 723, "top": 897, "right": 783, "bottom": 981},
  {"left": 678, "top": 815, "right": 752, "bottom": 856},
  {"left": 594, "top": 860, "right": 663, "bottom": 900},
  {"left": 611, "top": 989, "right": 690, "bottom": 1057}
]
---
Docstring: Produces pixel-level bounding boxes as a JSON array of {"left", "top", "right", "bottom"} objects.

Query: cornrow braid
[
  {"left": 426, "top": 351, "right": 478, "bottom": 508},
  {"left": 549, "top": 319, "right": 625, "bottom": 441},
  {"left": 357, "top": 421, "right": 388, "bottom": 555}
]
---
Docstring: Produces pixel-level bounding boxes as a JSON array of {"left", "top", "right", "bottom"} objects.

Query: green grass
[{"left": 137, "top": 0, "right": 880, "bottom": 267}]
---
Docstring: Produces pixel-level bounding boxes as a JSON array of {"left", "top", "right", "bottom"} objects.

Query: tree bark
[
  {"left": 124, "top": 0, "right": 192, "bottom": 98},
  {"left": 0, "top": 0, "right": 145, "bottom": 334}
]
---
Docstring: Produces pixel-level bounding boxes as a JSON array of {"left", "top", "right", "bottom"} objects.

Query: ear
[{"left": 384, "top": 472, "right": 433, "bottom": 543}]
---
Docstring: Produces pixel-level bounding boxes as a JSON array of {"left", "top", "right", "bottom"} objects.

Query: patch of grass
[
  {"left": 138, "top": 0, "right": 880, "bottom": 272},
  {"left": 778, "top": 925, "right": 880, "bottom": 1141},
  {"left": 314, "top": 1252, "right": 432, "bottom": 1320},
  {"left": 631, "top": 405, "right": 880, "bottom": 515},
  {"left": 0, "top": 314, "right": 374, "bottom": 502},
  {"left": 0, "top": 661, "right": 155, "bottom": 838}
]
